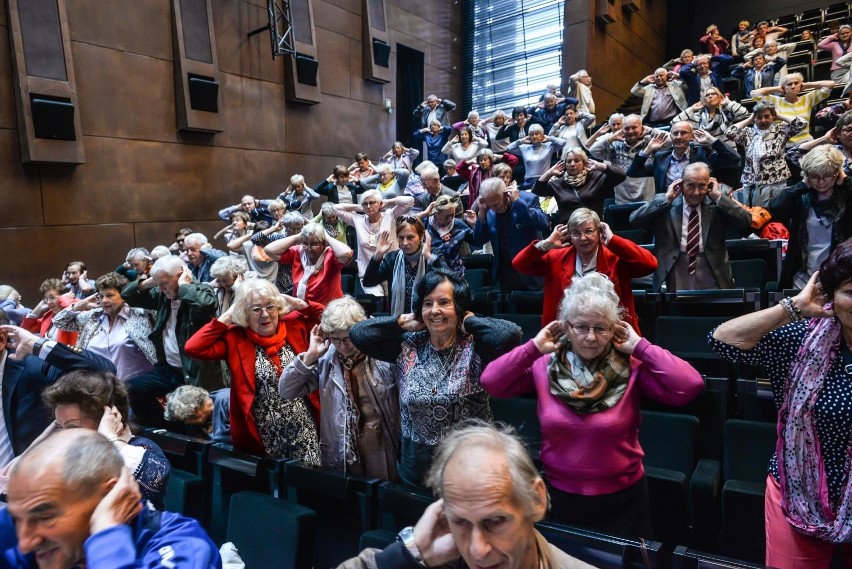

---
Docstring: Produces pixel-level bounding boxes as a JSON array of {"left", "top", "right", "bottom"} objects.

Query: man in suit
[
  {"left": 629, "top": 162, "right": 752, "bottom": 291},
  {"left": 731, "top": 53, "right": 786, "bottom": 94},
  {"left": 678, "top": 54, "right": 734, "bottom": 104},
  {"left": 0, "top": 311, "right": 115, "bottom": 464},
  {"left": 630, "top": 68, "right": 688, "bottom": 127},
  {"left": 626, "top": 121, "right": 742, "bottom": 194},
  {"left": 471, "top": 178, "right": 550, "bottom": 293}
]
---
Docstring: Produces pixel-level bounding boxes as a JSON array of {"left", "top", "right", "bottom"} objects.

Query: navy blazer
[
  {"left": 626, "top": 139, "right": 742, "bottom": 193},
  {"left": 3, "top": 344, "right": 116, "bottom": 456},
  {"left": 314, "top": 179, "right": 364, "bottom": 204},
  {"left": 472, "top": 192, "right": 550, "bottom": 284},
  {"left": 678, "top": 55, "right": 734, "bottom": 104},
  {"left": 731, "top": 58, "right": 786, "bottom": 94}
]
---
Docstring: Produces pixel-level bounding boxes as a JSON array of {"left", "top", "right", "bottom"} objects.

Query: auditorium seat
[{"left": 535, "top": 521, "right": 665, "bottom": 569}]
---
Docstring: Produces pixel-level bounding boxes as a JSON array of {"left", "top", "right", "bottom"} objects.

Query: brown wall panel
[
  {"left": 322, "top": 0, "right": 360, "bottom": 16},
  {"left": 214, "top": 72, "right": 288, "bottom": 151},
  {"left": 211, "top": 0, "right": 284, "bottom": 83},
  {"left": 0, "top": 130, "right": 44, "bottom": 227},
  {"left": 0, "top": 0, "right": 7, "bottom": 27},
  {"left": 0, "top": 24, "right": 16, "bottom": 129},
  {"left": 134, "top": 220, "right": 229, "bottom": 251},
  {"left": 313, "top": 0, "right": 362, "bottom": 40},
  {"left": 348, "top": 38, "right": 387, "bottom": 106},
  {"left": 316, "top": 29, "right": 352, "bottom": 99},
  {"left": 66, "top": 0, "right": 172, "bottom": 61}
]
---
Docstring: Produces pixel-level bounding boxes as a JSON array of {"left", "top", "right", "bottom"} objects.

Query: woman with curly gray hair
[{"left": 164, "top": 385, "right": 231, "bottom": 444}]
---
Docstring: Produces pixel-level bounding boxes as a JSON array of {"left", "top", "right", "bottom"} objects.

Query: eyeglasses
[
  {"left": 362, "top": 200, "right": 380, "bottom": 207},
  {"left": 396, "top": 215, "right": 418, "bottom": 224},
  {"left": 327, "top": 335, "right": 351, "bottom": 345},
  {"left": 805, "top": 173, "right": 838, "bottom": 183},
  {"left": 567, "top": 323, "right": 613, "bottom": 337},
  {"left": 249, "top": 304, "right": 279, "bottom": 315},
  {"left": 569, "top": 228, "right": 598, "bottom": 239}
]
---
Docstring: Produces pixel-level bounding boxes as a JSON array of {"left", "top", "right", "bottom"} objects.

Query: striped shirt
[{"left": 755, "top": 88, "right": 831, "bottom": 144}]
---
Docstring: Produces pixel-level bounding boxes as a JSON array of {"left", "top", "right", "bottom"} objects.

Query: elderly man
[
  {"left": 631, "top": 68, "right": 688, "bottom": 127},
  {"left": 678, "top": 54, "right": 734, "bottom": 105},
  {"left": 217, "top": 193, "right": 277, "bottom": 225},
  {"left": 626, "top": 121, "right": 742, "bottom": 193},
  {"left": 339, "top": 422, "right": 595, "bottom": 569},
  {"left": 117, "top": 248, "right": 153, "bottom": 282},
  {"left": 418, "top": 165, "right": 461, "bottom": 215},
  {"left": 589, "top": 114, "right": 661, "bottom": 203},
  {"left": 121, "top": 256, "right": 225, "bottom": 428},
  {"left": 183, "top": 233, "right": 227, "bottom": 284},
  {"left": 413, "top": 95, "right": 456, "bottom": 128},
  {"left": 630, "top": 162, "right": 752, "bottom": 291},
  {"left": 731, "top": 53, "right": 786, "bottom": 94},
  {"left": 0, "top": 428, "right": 220, "bottom": 568},
  {"left": 62, "top": 262, "right": 96, "bottom": 300},
  {"left": 568, "top": 69, "right": 596, "bottom": 124},
  {"left": 531, "top": 93, "right": 580, "bottom": 133},
  {"left": 472, "top": 178, "right": 548, "bottom": 293}
]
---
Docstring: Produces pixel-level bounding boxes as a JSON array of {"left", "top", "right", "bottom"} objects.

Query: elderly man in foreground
[
  {"left": 339, "top": 422, "right": 595, "bottom": 569},
  {"left": 0, "top": 429, "right": 220, "bottom": 568}
]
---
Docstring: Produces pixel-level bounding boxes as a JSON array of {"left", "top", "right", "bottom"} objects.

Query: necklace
[{"left": 424, "top": 341, "right": 459, "bottom": 395}]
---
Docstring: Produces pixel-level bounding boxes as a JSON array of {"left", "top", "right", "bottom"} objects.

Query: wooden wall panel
[
  {"left": 65, "top": 0, "right": 172, "bottom": 61},
  {"left": 211, "top": 0, "right": 284, "bottom": 83},
  {"left": 349, "top": 38, "right": 387, "bottom": 106},
  {"left": 0, "top": 130, "right": 44, "bottom": 227},
  {"left": 313, "top": 0, "right": 361, "bottom": 40},
  {"left": 0, "top": 22, "right": 17, "bottom": 129},
  {"left": 317, "top": 29, "right": 352, "bottom": 98},
  {"left": 214, "top": 72, "right": 287, "bottom": 151}
]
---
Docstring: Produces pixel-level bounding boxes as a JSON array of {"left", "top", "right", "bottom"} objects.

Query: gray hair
[
  {"left": 608, "top": 113, "right": 624, "bottom": 127},
  {"left": 781, "top": 72, "right": 804, "bottom": 87},
  {"left": 443, "top": 159, "right": 457, "bottom": 170},
  {"left": 290, "top": 174, "right": 305, "bottom": 186},
  {"left": 149, "top": 255, "right": 186, "bottom": 279},
  {"left": 528, "top": 124, "right": 545, "bottom": 136},
  {"left": 183, "top": 233, "right": 208, "bottom": 247},
  {"left": 558, "top": 272, "right": 622, "bottom": 325},
  {"left": 476, "top": 148, "right": 495, "bottom": 162},
  {"left": 420, "top": 165, "right": 440, "bottom": 180},
  {"left": 0, "top": 285, "right": 19, "bottom": 302},
  {"left": 623, "top": 114, "right": 642, "bottom": 127},
  {"left": 320, "top": 296, "right": 366, "bottom": 334},
  {"left": 375, "top": 163, "right": 393, "bottom": 175},
  {"left": 150, "top": 245, "right": 171, "bottom": 260},
  {"left": 230, "top": 279, "right": 289, "bottom": 329},
  {"left": 210, "top": 255, "right": 248, "bottom": 281},
  {"left": 359, "top": 189, "right": 383, "bottom": 205},
  {"left": 282, "top": 211, "right": 306, "bottom": 227},
  {"left": 299, "top": 222, "right": 325, "bottom": 243},
  {"left": 467, "top": 111, "right": 480, "bottom": 120},
  {"left": 425, "top": 420, "right": 548, "bottom": 516},
  {"left": 320, "top": 202, "right": 337, "bottom": 217},
  {"left": 164, "top": 385, "right": 210, "bottom": 422},
  {"left": 566, "top": 208, "right": 602, "bottom": 234},
  {"left": 800, "top": 145, "right": 845, "bottom": 176},
  {"left": 683, "top": 161, "right": 710, "bottom": 180},
  {"left": 562, "top": 146, "right": 588, "bottom": 163},
  {"left": 479, "top": 177, "right": 506, "bottom": 199},
  {"left": 125, "top": 247, "right": 151, "bottom": 263}
]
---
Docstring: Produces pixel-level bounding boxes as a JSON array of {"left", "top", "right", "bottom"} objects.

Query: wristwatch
[
  {"left": 32, "top": 338, "right": 47, "bottom": 357},
  {"left": 397, "top": 526, "right": 427, "bottom": 567}
]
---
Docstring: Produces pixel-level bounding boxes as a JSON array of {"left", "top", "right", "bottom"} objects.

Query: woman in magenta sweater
[{"left": 481, "top": 272, "right": 704, "bottom": 538}]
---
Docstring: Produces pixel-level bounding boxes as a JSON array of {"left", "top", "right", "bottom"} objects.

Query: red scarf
[{"left": 244, "top": 321, "right": 289, "bottom": 374}]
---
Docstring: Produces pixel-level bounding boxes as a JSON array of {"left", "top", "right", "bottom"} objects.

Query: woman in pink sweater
[{"left": 481, "top": 272, "right": 704, "bottom": 538}]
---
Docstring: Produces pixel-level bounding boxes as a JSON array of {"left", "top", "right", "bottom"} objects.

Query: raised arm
[
  {"left": 263, "top": 233, "right": 301, "bottom": 258},
  {"left": 348, "top": 316, "right": 406, "bottom": 363}
]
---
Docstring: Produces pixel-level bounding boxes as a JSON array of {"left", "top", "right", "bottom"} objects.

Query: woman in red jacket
[
  {"left": 185, "top": 278, "right": 321, "bottom": 461},
  {"left": 512, "top": 208, "right": 657, "bottom": 334}
]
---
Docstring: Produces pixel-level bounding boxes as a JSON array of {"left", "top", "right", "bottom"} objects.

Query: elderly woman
[
  {"left": 41, "top": 369, "right": 171, "bottom": 507},
  {"left": 264, "top": 222, "right": 353, "bottom": 306},
  {"left": 381, "top": 141, "right": 420, "bottom": 172},
  {"left": 164, "top": 385, "right": 231, "bottom": 444},
  {"left": 710, "top": 241, "right": 852, "bottom": 566},
  {"left": 359, "top": 163, "right": 410, "bottom": 199},
  {"left": 249, "top": 211, "right": 306, "bottom": 295},
  {"left": 700, "top": 25, "right": 730, "bottom": 55},
  {"left": 313, "top": 201, "right": 348, "bottom": 245},
  {"left": 53, "top": 273, "right": 156, "bottom": 381},
  {"left": 280, "top": 297, "right": 399, "bottom": 480},
  {"left": 21, "top": 278, "right": 77, "bottom": 345},
  {"left": 818, "top": 25, "right": 852, "bottom": 82},
  {"left": 484, "top": 110, "right": 510, "bottom": 153},
  {"left": 794, "top": 109, "right": 852, "bottom": 171},
  {"left": 334, "top": 190, "right": 415, "bottom": 297},
  {"left": 420, "top": 194, "right": 476, "bottom": 275},
  {"left": 768, "top": 146, "right": 852, "bottom": 289},
  {"left": 534, "top": 147, "right": 626, "bottom": 224},
  {"left": 185, "top": 279, "right": 321, "bottom": 461},
  {"left": 507, "top": 124, "right": 568, "bottom": 190},
  {"left": 725, "top": 102, "right": 806, "bottom": 207},
  {"left": 673, "top": 87, "right": 749, "bottom": 149},
  {"left": 278, "top": 174, "right": 320, "bottom": 218},
  {"left": 117, "top": 247, "right": 154, "bottom": 281},
  {"left": 441, "top": 126, "right": 489, "bottom": 164},
  {"left": 0, "top": 286, "right": 28, "bottom": 325},
  {"left": 349, "top": 269, "right": 522, "bottom": 487},
  {"left": 549, "top": 104, "right": 589, "bottom": 149},
  {"left": 456, "top": 148, "right": 517, "bottom": 207},
  {"left": 363, "top": 218, "right": 434, "bottom": 316},
  {"left": 452, "top": 111, "right": 488, "bottom": 141},
  {"left": 513, "top": 208, "right": 657, "bottom": 332},
  {"left": 209, "top": 255, "right": 249, "bottom": 313},
  {"left": 751, "top": 73, "right": 835, "bottom": 146},
  {"left": 482, "top": 272, "right": 704, "bottom": 538}
]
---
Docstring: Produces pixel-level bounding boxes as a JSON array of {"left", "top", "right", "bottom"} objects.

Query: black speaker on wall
[
  {"left": 373, "top": 39, "right": 390, "bottom": 68},
  {"left": 188, "top": 74, "right": 219, "bottom": 113},
  {"left": 295, "top": 54, "right": 318, "bottom": 86},
  {"left": 30, "top": 94, "right": 76, "bottom": 141}
]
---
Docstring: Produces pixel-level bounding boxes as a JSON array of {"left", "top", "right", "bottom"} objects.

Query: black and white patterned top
[
  {"left": 251, "top": 345, "right": 320, "bottom": 465},
  {"left": 709, "top": 321, "right": 852, "bottom": 508}
]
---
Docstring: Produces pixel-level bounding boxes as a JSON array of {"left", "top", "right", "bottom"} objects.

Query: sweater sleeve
[
  {"left": 349, "top": 316, "right": 405, "bottom": 363},
  {"left": 279, "top": 354, "right": 319, "bottom": 398},
  {"left": 481, "top": 339, "right": 540, "bottom": 398},
  {"left": 465, "top": 316, "right": 522, "bottom": 366}
]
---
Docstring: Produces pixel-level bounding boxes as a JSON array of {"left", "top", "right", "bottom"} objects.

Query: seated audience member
[
  {"left": 209, "top": 255, "right": 249, "bottom": 313},
  {"left": 700, "top": 25, "right": 730, "bottom": 55},
  {"left": 568, "top": 69, "right": 597, "bottom": 124},
  {"left": 626, "top": 121, "right": 742, "bottom": 194},
  {"left": 589, "top": 113, "right": 659, "bottom": 203},
  {"left": 21, "top": 278, "right": 77, "bottom": 345},
  {"left": 532, "top": 92, "right": 580, "bottom": 133},
  {"left": 364, "top": 218, "right": 435, "bottom": 316},
  {"left": 732, "top": 52, "right": 786, "bottom": 94},
  {"left": 456, "top": 149, "right": 517, "bottom": 207},
  {"left": 226, "top": 220, "right": 278, "bottom": 284},
  {"left": 150, "top": 245, "right": 171, "bottom": 261},
  {"left": 513, "top": 208, "right": 657, "bottom": 331},
  {"left": 631, "top": 68, "right": 688, "bottom": 127},
  {"left": 264, "top": 222, "right": 353, "bottom": 306},
  {"left": 334, "top": 191, "right": 415, "bottom": 297},
  {"left": 754, "top": 20, "right": 788, "bottom": 43},
  {"left": 2, "top": 429, "right": 220, "bottom": 568},
  {"left": 381, "top": 142, "right": 420, "bottom": 172},
  {"left": 38, "top": 369, "right": 170, "bottom": 508},
  {"left": 360, "top": 163, "right": 410, "bottom": 199},
  {"left": 679, "top": 54, "right": 735, "bottom": 104},
  {"left": 218, "top": 194, "right": 276, "bottom": 225},
  {"left": 726, "top": 102, "right": 806, "bottom": 207},
  {"left": 630, "top": 162, "right": 752, "bottom": 291},
  {"left": 121, "top": 255, "right": 226, "bottom": 428},
  {"left": 164, "top": 385, "right": 231, "bottom": 444},
  {"left": 440, "top": 159, "right": 467, "bottom": 191},
  {"left": 421, "top": 195, "right": 476, "bottom": 276},
  {"left": 338, "top": 422, "right": 596, "bottom": 569},
  {"left": 185, "top": 279, "right": 321, "bottom": 461},
  {"left": 549, "top": 104, "right": 590, "bottom": 148},
  {"left": 441, "top": 126, "right": 489, "bottom": 164},
  {"left": 751, "top": 73, "right": 835, "bottom": 146},
  {"left": 418, "top": 164, "right": 461, "bottom": 215},
  {"left": 313, "top": 202, "right": 349, "bottom": 245},
  {"left": 494, "top": 106, "right": 544, "bottom": 145},
  {"left": 452, "top": 111, "right": 489, "bottom": 142},
  {"left": 672, "top": 87, "right": 749, "bottom": 149},
  {"left": 316, "top": 165, "right": 364, "bottom": 205},
  {"left": 53, "top": 273, "right": 156, "bottom": 381},
  {"left": 348, "top": 152, "right": 377, "bottom": 182},
  {"left": 507, "top": 124, "right": 567, "bottom": 190},
  {"left": 731, "top": 20, "right": 755, "bottom": 56},
  {"left": 483, "top": 110, "right": 510, "bottom": 152},
  {"left": 251, "top": 211, "right": 305, "bottom": 295},
  {"left": 0, "top": 287, "right": 28, "bottom": 326},
  {"left": 481, "top": 273, "right": 703, "bottom": 538},
  {"left": 818, "top": 25, "right": 852, "bottom": 82},
  {"left": 760, "top": 40, "right": 796, "bottom": 80},
  {"left": 168, "top": 227, "right": 193, "bottom": 262},
  {"left": 814, "top": 91, "right": 852, "bottom": 129},
  {"left": 795, "top": 109, "right": 852, "bottom": 170},
  {"left": 281, "top": 297, "right": 399, "bottom": 480},
  {"left": 348, "top": 270, "right": 521, "bottom": 487},
  {"left": 278, "top": 174, "right": 320, "bottom": 218},
  {"left": 768, "top": 146, "right": 852, "bottom": 289},
  {"left": 663, "top": 49, "right": 695, "bottom": 73},
  {"left": 183, "top": 232, "right": 226, "bottom": 284},
  {"left": 413, "top": 121, "right": 452, "bottom": 166},
  {"left": 62, "top": 261, "right": 96, "bottom": 299},
  {"left": 0, "top": 314, "right": 116, "bottom": 463},
  {"left": 116, "top": 247, "right": 153, "bottom": 282},
  {"left": 473, "top": 178, "right": 548, "bottom": 292},
  {"left": 534, "top": 147, "right": 626, "bottom": 223},
  {"left": 413, "top": 94, "right": 456, "bottom": 128},
  {"left": 213, "top": 211, "right": 252, "bottom": 253}
]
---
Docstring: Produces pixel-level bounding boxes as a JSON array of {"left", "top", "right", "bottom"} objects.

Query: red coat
[
  {"left": 184, "top": 301, "right": 324, "bottom": 455},
  {"left": 21, "top": 297, "right": 78, "bottom": 347},
  {"left": 512, "top": 235, "right": 657, "bottom": 335}
]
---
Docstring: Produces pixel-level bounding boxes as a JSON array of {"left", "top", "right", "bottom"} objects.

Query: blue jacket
[
  {"left": 678, "top": 55, "right": 734, "bottom": 104},
  {"left": 731, "top": 58, "right": 787, "bottom": 94},
  {"left": 0, "top": 503, "right": 220, "bottom": 568},
  {"left": 625, "top": 139, "right": 742, "bottom": 193}
]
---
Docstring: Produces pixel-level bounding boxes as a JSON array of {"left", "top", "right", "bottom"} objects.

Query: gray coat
[{"left": 631, "top": 80, "right": 688, "bottom": 122}]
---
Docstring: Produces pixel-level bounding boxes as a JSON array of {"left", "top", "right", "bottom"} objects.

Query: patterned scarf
[
  {"left": 779, "top": 310, "right": 852, "bottom": 542},
  {"left": 547, "top": 341, "right": 630, "bottom": 413},
  {"left": 390, "top": 248, "right": 425, "bottom": 317},
  {"left": 339, "top": 351, "right": 367, "bottom": 465},
  {"left": 244, "top": 322, "right": 289, "bottom": 375},
  {"left": 563, "top": 168, "right": 589, "bottom": 188}
]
